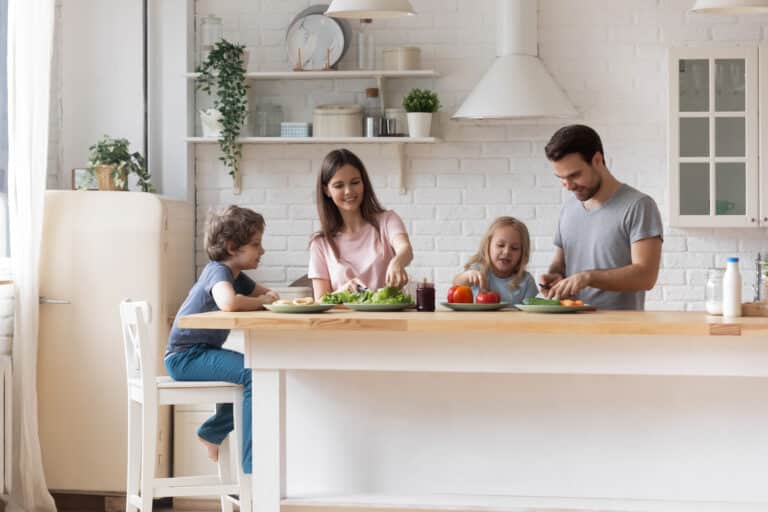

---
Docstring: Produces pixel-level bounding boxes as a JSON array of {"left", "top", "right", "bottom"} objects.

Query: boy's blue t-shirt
[
  {"left": 470, "top": 266, "right": 539, "bottom": 305},
  {"left": 166, "top": 261, "right": 256, "bottom": 355}
]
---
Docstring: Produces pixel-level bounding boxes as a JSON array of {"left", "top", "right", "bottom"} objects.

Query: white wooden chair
[{"left": 119, "top": 299, "right": 251, "bottom": 512}]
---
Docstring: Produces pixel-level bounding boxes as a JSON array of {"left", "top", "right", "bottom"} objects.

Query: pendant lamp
[
  {"left": 325, "top": 0, "right": 416, "bottom": 19},
  {"left": 691, "top": 0, "right": 768, "bottom": 13}
]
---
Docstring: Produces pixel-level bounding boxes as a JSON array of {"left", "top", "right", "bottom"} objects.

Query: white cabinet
[{"left": 668, "top": 47, "right": 764, "bottom": 228}]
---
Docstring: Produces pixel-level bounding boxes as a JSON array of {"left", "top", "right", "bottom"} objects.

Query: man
[{"left": 540, "top": 125, "right": 663, "bottom": 310}]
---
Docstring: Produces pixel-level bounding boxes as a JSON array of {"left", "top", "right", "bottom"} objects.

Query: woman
[{"left": 308, "top": 148, "right": 413, "bottom": 300}]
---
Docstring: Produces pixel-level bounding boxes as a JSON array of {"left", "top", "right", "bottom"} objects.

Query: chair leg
[
  {"left": 126, "top": 400, "right": 142, "bottom": 512},
  {"left": 140, "top": 402, "right": 158, "bottom": 512},
  {"left": 218, "top": 436, "right": 234, "bottom": 512},
  {"left": 232, "top": 390, "right": 251, "bottom": 511}
]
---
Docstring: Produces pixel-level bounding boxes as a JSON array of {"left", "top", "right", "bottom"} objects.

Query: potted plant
[
  {"left": 196, "top": 39, "right": 249, "bottom": 184},
  {"left": 87, "top": 135, "right": 154, "bottom": 192},
  {"left": 402, "top": 88, "right": 441, "bottom": 138}
]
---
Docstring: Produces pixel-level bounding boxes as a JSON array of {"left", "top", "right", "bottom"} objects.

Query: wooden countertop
[{"left": 179, "top": 308, "right": 768, "bottom": 336}]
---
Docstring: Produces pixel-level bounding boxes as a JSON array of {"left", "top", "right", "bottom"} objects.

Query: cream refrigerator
[{"left": 37, "top": 191, "right": 194, "bottom": 492}]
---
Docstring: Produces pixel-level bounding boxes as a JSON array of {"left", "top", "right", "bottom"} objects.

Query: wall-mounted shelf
[
  {"left": 186, "top": 136, "right": 439, "bottom": 144},
  {"left": 190, "top": 137, "right": 439, "bottom": 194},
  {"left": 189, "top": 69, "right": 440, "bottom": 194},
  {"left": 185, "top": 70, "right": 439, "bottom": 80}
]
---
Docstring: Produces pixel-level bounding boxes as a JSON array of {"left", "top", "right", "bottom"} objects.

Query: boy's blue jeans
[{"left": 165, "top": 345, "right": 252, "bottom": 474}]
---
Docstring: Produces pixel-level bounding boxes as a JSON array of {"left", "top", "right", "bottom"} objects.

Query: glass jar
[
  {"left": 198, "top": 14, "right": 223, "bottom": 66},
  {"left": 251, "top": 104, "right": 283, "bottom": 137},
  {"left": 357, "top": 19, "right": 375, "bottom": 70},
  {"left": 416, "top": 280, "right": 435, "bottom": 312},
  {"left": 705, "top": 268, "right": 724, "bottom": 315}
]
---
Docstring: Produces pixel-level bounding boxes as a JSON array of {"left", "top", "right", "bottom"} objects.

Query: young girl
[
  {"left": 165, "top": 206, "right": 278, "bottom": 474},
  {"left": 308, "top": 148, "right": 414, "bottom": 299},
  {"left": 453, "top": 216, "right": 538, "bottom": 304}
]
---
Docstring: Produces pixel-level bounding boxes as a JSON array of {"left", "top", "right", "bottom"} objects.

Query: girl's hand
[
  {"left": 465, "top": 270, "right": 487, "bottom": 291},
  {"left": 335, "top": 277, "right": 367, "bottom": 294},
  {"left": 385, "top": 259, "right": 409, "bottom": 289}
]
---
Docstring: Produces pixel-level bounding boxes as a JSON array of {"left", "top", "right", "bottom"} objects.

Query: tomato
[
  {"left": 447, "top": 285, "right": 459, "bottom": 303},
  {"left": 448, "top": 285, "right": 473, "bottom": 303},
  {"left": 476, "top": 291, "right": 500, "bottom": 304}
]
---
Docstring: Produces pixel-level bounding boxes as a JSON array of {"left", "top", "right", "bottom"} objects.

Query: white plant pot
[
  {"left": 200, "top": 108, "right": 224, "bottom": 137},
  {"left": 406, "top": 112, "right": 432, "bottom": 138}
]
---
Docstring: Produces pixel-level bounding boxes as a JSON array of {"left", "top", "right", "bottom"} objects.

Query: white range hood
[{"left": 452, "top": 0, "right": 577, "bottom": 120}]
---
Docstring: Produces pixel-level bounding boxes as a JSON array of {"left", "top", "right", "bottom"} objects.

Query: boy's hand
[{"left": 258, "top": 291, "right": 279, "bottom": 306}]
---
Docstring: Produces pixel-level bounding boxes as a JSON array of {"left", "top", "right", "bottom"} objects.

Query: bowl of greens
[{"left": 321, "top": 286, "right": 414, "bottom": 311}]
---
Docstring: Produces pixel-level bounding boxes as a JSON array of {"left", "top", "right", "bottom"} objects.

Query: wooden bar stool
[{"left": 119, "top": 299, "right": 251, "bottom": 512}]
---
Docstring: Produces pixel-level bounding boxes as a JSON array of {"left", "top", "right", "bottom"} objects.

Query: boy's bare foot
[{"left": 198, "top": 435, "right": 219, "bottom": 462}]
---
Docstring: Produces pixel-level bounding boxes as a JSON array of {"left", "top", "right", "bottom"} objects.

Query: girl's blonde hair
[{"left": 464, "top": 216, "right": 531, "bottom": 289}]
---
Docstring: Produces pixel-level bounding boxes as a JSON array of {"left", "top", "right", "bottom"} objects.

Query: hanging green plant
[{"left": 196, "top": 39, "right": 249, "bottom": 183}]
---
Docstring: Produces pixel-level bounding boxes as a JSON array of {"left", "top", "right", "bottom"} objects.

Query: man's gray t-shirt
[
  {"left": 166, "top": 261, "right": 256, "bottom": 355},
  {"left": 554, "top": 184, "right": 663, "bottom": 310}
]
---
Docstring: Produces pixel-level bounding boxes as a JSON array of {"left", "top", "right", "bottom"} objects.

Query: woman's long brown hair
[{"left": 313, "top": 149, "right": 385, "bottom": 260}]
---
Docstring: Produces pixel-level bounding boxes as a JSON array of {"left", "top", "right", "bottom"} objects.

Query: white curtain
[{"left": 6, "top": 0, "right": 56, "bottom": 511}]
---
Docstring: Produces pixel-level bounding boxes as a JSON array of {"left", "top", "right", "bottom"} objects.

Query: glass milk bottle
[
  {"left": 357, "top": 19, "right": 375, "bottom": 70},
  {"left": 722, "top": 257, "right": 742, "bottom": 317},
  {"left": 705, "top": 268, "right": 724, "bottom": 315},
  {"left": 198, "top": 14, "right": 223, "bottom": 66}
]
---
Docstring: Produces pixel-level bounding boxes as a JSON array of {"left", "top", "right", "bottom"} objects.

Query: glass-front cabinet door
[{"left": 669, "top": 47, "right": 759, "bottom": 227}]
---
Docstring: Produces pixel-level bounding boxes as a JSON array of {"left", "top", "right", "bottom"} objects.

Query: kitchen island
[{"left": 179, "top": 310, "right": 768, "bottom": 512}]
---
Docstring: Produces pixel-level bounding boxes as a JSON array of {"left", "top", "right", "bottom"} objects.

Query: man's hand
[
  {"left": 546, "top": 271, "right": 591, "bottom": 299},
  {"left": 539, "top": 272, "right": 564, "bottom": 296}
]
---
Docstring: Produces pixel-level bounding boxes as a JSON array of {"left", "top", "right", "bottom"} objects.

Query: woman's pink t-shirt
[{"left": 308, "top": 210, "right": 407, "bottom": 291}]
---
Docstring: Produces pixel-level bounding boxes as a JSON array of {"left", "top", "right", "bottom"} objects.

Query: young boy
[{"left": 165, "top": 205, "right": 278, "bottom": 474}]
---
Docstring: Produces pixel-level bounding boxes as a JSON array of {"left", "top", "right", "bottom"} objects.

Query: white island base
[{"left": 180, "top": 310, "right": 768, "bottom": 512}]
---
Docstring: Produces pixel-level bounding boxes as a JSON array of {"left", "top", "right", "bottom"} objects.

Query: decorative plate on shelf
[
  {"left": 440, "top": 302, "right": 510, "bottom": 312},
  {"left": 264, "top": 303, "right": 335, "bottom": 314},
  {"left": 286, "top": 5, "right": 349, "bottom": 70}
]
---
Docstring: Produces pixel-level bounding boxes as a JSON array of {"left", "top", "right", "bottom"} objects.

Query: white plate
[
  {"left": 264, "top": 303, "right": 335, "bottom": 314},
  {"left": 343, "top": 303, "right": 414, "bottom": 312},
  {"left": 286, "top": 13, "right": 345, "bottom": 70},
  {"left": 514, "top": 304, "right": 595, "bottom": 314}
]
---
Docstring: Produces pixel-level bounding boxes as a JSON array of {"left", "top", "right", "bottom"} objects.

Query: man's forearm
[{"left": 587, "top": 264, "right": 657, "bottom": 292}]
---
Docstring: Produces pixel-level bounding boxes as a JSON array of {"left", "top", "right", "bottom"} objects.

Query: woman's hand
[
  {"left": 385, "top": 258, "right": 409, "bottom": 289},
  {"left": 464, "top": 270, "right": 487, "bottom": 290},
  {"left": 335, "top": 277, "right": 367, "bottom": 294}
]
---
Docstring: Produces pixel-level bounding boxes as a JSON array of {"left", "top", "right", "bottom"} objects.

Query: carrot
[{"left": 560, "top": 299, "right": 574, "bottom": 307}]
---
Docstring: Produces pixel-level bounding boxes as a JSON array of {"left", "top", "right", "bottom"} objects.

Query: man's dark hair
[{"left": 544, "top": 124, "right": 605, "bottom": 164}]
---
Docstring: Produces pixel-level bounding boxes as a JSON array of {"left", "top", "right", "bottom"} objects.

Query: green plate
[
  {"left": 264, "top": 303, "right": 335, "bottom": 314},
  {"left": 515, "top": 304, "right": 594, "bottom": 313},
  {"left": 440, "top": 302, "right": 510, "bottom": 311},
  {"left": 343, "top": 303, "right": 414, "bottom": 312}
]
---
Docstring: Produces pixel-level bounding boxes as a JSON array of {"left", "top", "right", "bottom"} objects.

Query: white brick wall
[
  {"left": 101, "top": 0, "right": 766, "bottom": 310},
  {"left": 190, "top": 0, "right": 768, "bottom": 310}
]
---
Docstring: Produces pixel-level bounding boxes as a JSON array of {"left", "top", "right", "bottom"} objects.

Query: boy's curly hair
[{"left": 205, "top": 206, "right": 265, "bottom": 261}]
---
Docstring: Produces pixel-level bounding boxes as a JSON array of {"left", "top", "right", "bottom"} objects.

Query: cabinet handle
[
  {"left": 764, "top": 217, "right": 768, "bottom": 222},
  {"left": 39, "top": 297, "right": 71, "bottom": 304},
  {"left": 751, "top": 218, "right": 756, "bottom": 223}
]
